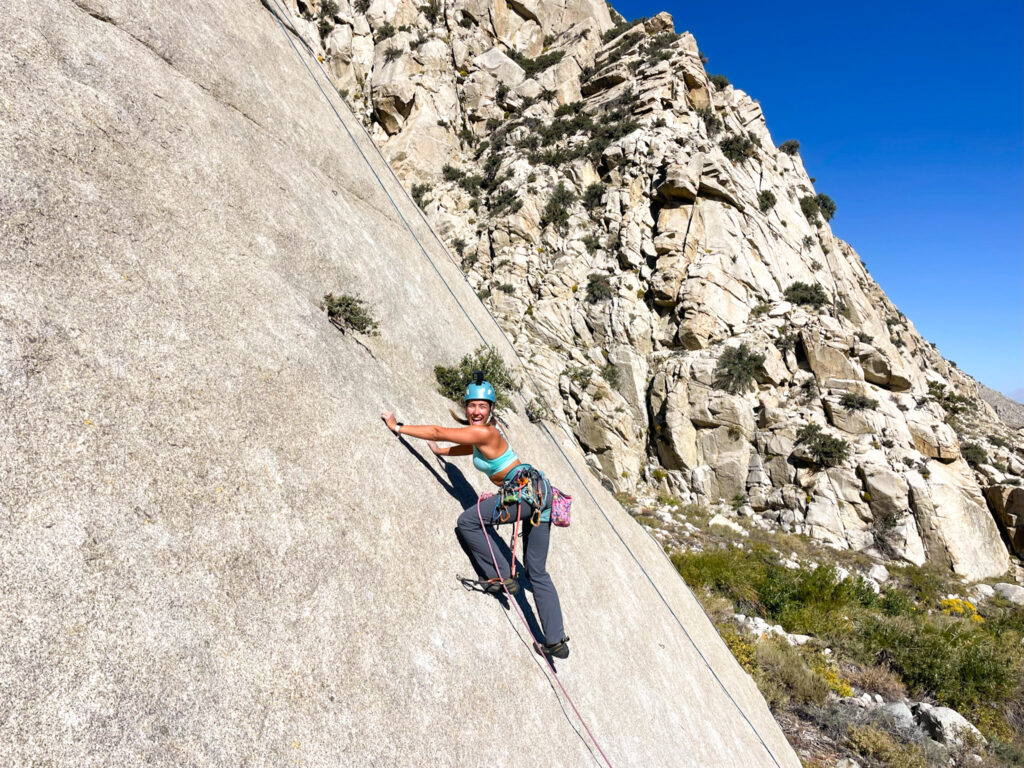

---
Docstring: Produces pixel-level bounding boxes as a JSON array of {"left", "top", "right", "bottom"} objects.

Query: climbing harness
[{"left": 260, "top": 4, "right": 785, "bottom": 766}]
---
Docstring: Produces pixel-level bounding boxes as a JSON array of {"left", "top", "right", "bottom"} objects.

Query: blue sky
[{"left": 610, "top": 0, "right": 1023, "bottom": 400}]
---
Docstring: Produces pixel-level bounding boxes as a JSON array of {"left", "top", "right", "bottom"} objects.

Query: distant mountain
[{"left": 979, "top": 383, "right": 1024, "bottom": 427}]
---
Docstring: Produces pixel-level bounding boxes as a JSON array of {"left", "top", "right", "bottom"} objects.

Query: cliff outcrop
[{"left": 0, "top": 1, "right": 800, "bottom": 765}]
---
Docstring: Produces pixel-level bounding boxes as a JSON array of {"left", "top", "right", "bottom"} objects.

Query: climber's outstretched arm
[{"left": 381, "top": 410, "right": 489, "bottom": 446}]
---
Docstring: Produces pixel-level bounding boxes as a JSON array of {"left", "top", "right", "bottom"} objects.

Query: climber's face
[{"left": 466, "top": 400, "right": 491, "bottom": 425}]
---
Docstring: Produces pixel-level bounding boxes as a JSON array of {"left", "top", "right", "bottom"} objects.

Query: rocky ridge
[{"left": 296, "top": 0, "right": 1024, "bottom": 580}]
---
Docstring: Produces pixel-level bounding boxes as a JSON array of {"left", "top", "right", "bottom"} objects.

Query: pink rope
[{"left": 476, "top": 496, "right": 614, "bottom": 768}]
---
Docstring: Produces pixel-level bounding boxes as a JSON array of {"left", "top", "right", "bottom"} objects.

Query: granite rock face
[{"left": 0, "top": 2, "right": 799, "bottom": 766}]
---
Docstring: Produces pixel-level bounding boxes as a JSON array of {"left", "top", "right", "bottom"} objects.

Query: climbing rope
[
  {"left": 259, "top": 4, "right": 785, "bottom": 766},
  {"left": 475, "top": 496, "right": 614, "bottom": 768}
]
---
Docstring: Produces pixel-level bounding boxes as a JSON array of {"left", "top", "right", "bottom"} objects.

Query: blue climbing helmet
[{"left": 464, "top": 370, "right": 496, "bottom": 404}]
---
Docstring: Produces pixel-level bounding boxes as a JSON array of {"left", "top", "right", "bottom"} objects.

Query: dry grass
[
  {"left": 845, "top": 724, "right": 928, "bottom": 768},
  {"left": 844, "top": 661, "right": 907, "bottom": 701}
]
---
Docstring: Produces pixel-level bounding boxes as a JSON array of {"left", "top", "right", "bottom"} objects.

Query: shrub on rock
[
  {"left": 586, "top": 273, "right": 614, "bottom": 303},
  {"left": 322, "top": 293, "right": 379, "bottom": 335},
  {"left": 778, "top": 139, "right": 800, "bottom": 156},
  {"left": 758, "top": 190, "right": 777, "bottom": 213},
  {"left": 784, "top": 281, "right": 829, "bottom": 308},
  {"left": 840, "top": 393, "right": 879, "bottom": 411},
  {"left": 713, "top": 343, "right": 765, "bottom": 394},
  {"left": 434, "top": 345, "right": 518, "bottom": 411}
]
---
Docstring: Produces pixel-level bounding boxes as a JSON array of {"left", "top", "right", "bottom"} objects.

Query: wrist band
[{"left": 395, "top": 422, "right": 404, "bottom": 435}]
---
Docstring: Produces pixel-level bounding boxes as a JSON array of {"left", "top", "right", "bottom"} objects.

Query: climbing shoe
[
  {"left": 484, "top": 577, "right": 520, "bottom": 596},
  {"left": 541, "top": 637, "right": 570, "bottom": 659}
]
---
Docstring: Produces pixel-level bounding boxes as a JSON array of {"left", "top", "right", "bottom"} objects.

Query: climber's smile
[{"left": 466, "top": 399, "right": 491, "bottom": 425}]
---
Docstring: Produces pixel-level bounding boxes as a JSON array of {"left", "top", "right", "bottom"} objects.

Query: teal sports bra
[{"left": 473, "top": 425, "right": 518, "bottom": 477}]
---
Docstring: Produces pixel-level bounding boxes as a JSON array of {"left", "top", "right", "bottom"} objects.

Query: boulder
[
  {"left": 913, "top": 703, "right": 985, "bottom": 747},
  {"left": 695, "top": 427, "right": 750, "bottom": 501},
  {"left": 471, "top": 46, "right": 526, "bottom": 86},
  {"left": 993, "top": 583, "right": 1024, "bottom": 605},
  {"left": 879, "top": 702, "right": 915, "bottom": 732},
  {"left": 801, "top": 331, "right": 863, "bottom": 384},
  {"left": 858, "top": 348, "right": 912, "bottom": 391},
  {"left": 823, "top": 398, "right": 885, "bottom": 435},
  {"left": 905, "top": 408, "right": 959, "bottom": 462},
  {"left": 688, "top": 382, "right": 756, "bottom": 436},
  {"left": 649, "top": 372, "right": 699, "bottom": 471},
  {"left": 983, "top": 484, "right": 1024, "bottom": 555},
  {"left": 654, "top": 204, "right": 693, "bottom": 253},
  {"left": 857, "top": 465, "right": 909, "bottom": 523},
  {"left": 657, "top": 153, "right": 702, "bottom": 201},
  {"left": 907, "top": 461, "right": 1010, "bottom": 580}
]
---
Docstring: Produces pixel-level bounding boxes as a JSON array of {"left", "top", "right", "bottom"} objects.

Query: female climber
[{"left": 380, "top": 374, "right": 569, "bottom": 659}]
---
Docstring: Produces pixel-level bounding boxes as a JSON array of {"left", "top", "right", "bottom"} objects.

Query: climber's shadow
[{"left": 397, "top": 437, "right": 546, "bottom": 643}]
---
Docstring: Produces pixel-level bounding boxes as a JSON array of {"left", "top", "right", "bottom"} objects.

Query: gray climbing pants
[{"left": 457, "top": 494, "right": 565, "bottom": 644}]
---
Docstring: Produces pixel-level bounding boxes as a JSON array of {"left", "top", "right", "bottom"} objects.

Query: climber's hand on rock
[{"left": 381, "top": 410, "right": 397, "bottom": 432}]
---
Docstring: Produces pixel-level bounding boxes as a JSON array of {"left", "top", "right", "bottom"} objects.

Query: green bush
[
  {"left": 384, "top": 45, "right": 402, "bottom": 63},
  {"left": 784, "top": 281, "right": 829, "bottom": 308},
  {"left": 644, "top": 32, "right": 678, "bottom": 64},
  {"left": 601, "top": 18, "right": 636, "bottom": 43},
  {"left": 354, "top": 0, "right": 370, "bottom": 12},
  {"left": 989, "top": 435, "right": 1012, "bottom": 449},
  {"left": 582, "top": 233, "right": 601, "bottom": 254},
  {"left": 374, "top": 22, "right": 396, "bottom": 42},
  {"left": 757, "top": 190, "right": 777, "bottom": 213},
  {"left": 778, "top": 139, "right": 800, "bottom": 156},
  {"left": 488, "top": 187, "right": 522, "bottom": 217},
  {"left": 719, "top": 134, "right": 756, "bottom": 163},
  {"left": 708, "top": 73, "right": 730, "bottom": 89},
  {"left": 322, "top": 293, "right": 379, "bottom": 335},
  {"left": 419, "top": 0, "right": 441, "bottom": 24},
  {"left": 601, "top": 362, "right": 621, "bottom": 389},
  {"left": 434, "top": 345, "right": 518, "bottom": 411},
  {"left": 507, "top": 49, "right": 565, "bottom": 78},
  {"left": 856, "top": 331, "right": 873, "bottom": 344},
  {"left": 961, "top": 442, "right": 989, "bottom": 466},
  {"left": 800, "top": 195, "right": 822, "bottom": 225},
  {"left": 856, "top": 613, "right": 1021, "bottom": 712},
  {"left": 713, "top": 343, "right": 765, "bottom": 394},
  {"left": 564, "top": 364, "right": 592, "bottom": 390},
  {"left": 540, "top": 181, "right": 576, "bottom": 231},
  {"left": 583, "top": 182, "right": 606, "bottom": 209},
  {"left": 839, "top": 393, "right": 879, "bottom": 411},
  {"left": 411, "top": 182, "right": 431, "bottom": 208},
  {"left": 526, "top": 396, "right": 552, "bottom": 423},
  {"left": 775, "top": 332, "right": 798, "bottom": 353},
  {"left": 554, "top": 101, "right": 581, "bottom": 117},
  {"left": 442, "top": 164, "right": 465, "bottom": 182},
  {"left": 585, "top": 273, "right": 614, "bottom": 303},
  {"left": 796, "top": 423, "right": 850, "bottom": 467},
  {"left": 696, "top": 107, "right": 723, "bottom": 137},
  {"left": 815, "top": 193, "right": 836, "bottom": 222}
]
